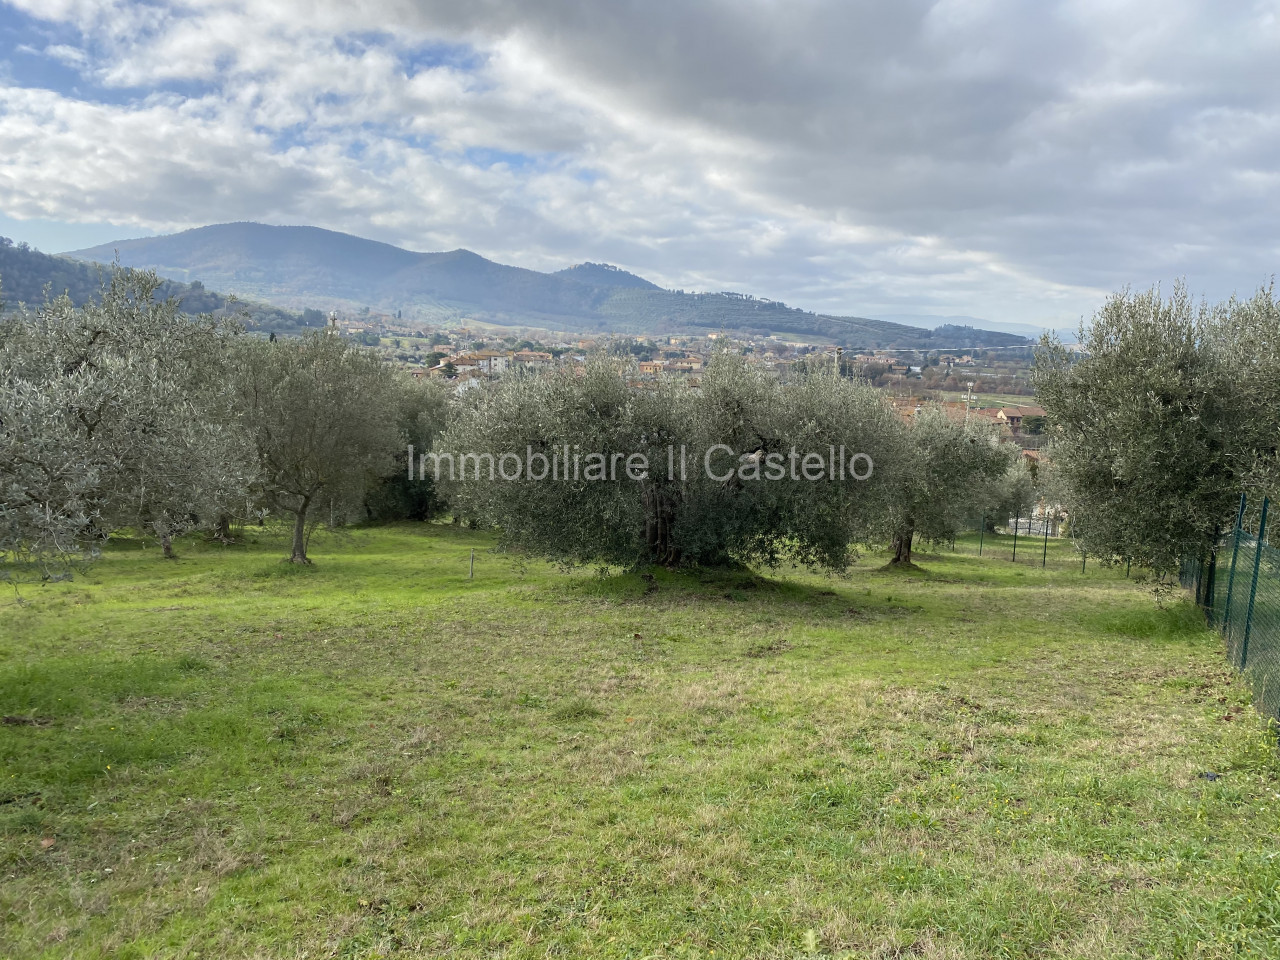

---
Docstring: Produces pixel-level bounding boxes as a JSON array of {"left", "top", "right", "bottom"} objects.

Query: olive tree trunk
[
  {"left": 643, "top": 484, "right": 682, "bottom": 566},
  {"left": 214, "top": 514, "right": 234, "bottom": 543},
  {"left": 889, "top": 526, "right": 914, "bottom": 565},
  {"left": 290, "top": 496, "right": 312, "bottom": 563}
]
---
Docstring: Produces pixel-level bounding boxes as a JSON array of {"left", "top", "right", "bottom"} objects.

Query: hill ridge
[{"left": 65, "top": 223, "right": 1029, "bottom": 349}]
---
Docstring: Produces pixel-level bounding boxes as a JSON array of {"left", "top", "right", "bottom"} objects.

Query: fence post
[
  {"left": 1241, "top": 497, "right": 1270, "bottom": 670},
  {"left": 1012, "top": 511, "right": 1020, "bottom": 562},
  {"left": 979, "top": 516, "right": 984, "bottom": 556},
  {"left": 1081, "top": 552, "right": 1086, "bottom": 573},
  {"left": 1203, "top": 525, "right": 1221, "bottom": 620},
  {"left": 470, "top": 548, "right": 475, "bottom": 580},
  {"left": 1041, "top": 513, "right": 1050, "bottom": 568},
  {"left": 1222, "top": 493, "right": 1247, "bottom": 632}
]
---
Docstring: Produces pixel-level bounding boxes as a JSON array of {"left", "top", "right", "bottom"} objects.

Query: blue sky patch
[
  {"left": 0, "top": 2, "right": 218, "bottom": 105},
  {"left": 463, "top": 147, "right": 539, "bottom": 172}
]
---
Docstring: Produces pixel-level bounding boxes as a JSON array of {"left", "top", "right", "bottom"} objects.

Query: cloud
[{"left": 1, "top": 0, "right": 1278, "bottom": 324}]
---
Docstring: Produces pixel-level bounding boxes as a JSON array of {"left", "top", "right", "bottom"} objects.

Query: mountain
[
  {"left": 554, "top": 262, "right": 661, "bottom": 290},
  {"left": 68, "top": 223, "right": 422, "bottom": 300},
  {"left": 0, "top": 235, "right": 320, "bottom": 333},
  {"left": 1, "top": 238, "right": 112, "bottom": 308},
  {"left": 872, "top": 313, "right": 1079, "bottom": 343},
  {"left": 66, "top": 223, "right": 1031, "bottom": 349}
]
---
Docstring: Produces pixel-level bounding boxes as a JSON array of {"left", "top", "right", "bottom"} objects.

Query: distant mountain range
[
  {"left": 871, "top": 313, "right": 1080, "bottom": 344},
  {"left": 63, "top": 223, "right": 1031, "bottom": 349}
]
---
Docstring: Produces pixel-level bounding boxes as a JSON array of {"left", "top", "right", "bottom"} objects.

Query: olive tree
[
  {"left": 885, "top": 410, "right": 1015, "bottom": 565},
  {"left": 679, "top": 356, "right": 904, "bottom": 569},
  {"left": 0, "top": 270, "right": 253, "bottom": 575},
  {"left": 438, "top": 353, "right": 902, "bottom": 570},
  {"left": 987, "top": 454, "right": 1037, "bottom": 530},
  {"left": 0, "top": 373, "right": 103, "bottom": 577},
  {"left": 1210, "top": 284, "right": 1280, "bottom": 504},
  {"left": 235, "top": 331, "right": 404, "bottom": 562},
  {"left": 1033, "top": 283, "right": 1240, "bottom": 574},
  {"left": 441, "top": 360, "right": 655, "bottom": 565}
]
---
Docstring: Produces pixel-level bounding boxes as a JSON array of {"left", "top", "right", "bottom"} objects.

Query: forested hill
[
  {"left": 0, "top": 237, "right": 319, "bottom": 332},
  {"left": 67, "top": 223, "right": 1031, "bottom": 349}
]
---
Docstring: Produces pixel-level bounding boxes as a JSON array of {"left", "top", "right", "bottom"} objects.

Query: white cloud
[{"left": 1, "top": 0, "right": 1278, "bottom": 324}]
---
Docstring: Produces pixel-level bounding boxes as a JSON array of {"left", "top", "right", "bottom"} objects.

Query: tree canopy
[
  {"left": 439, "top": 354, "right": 905, "bottom": 571},
  {"left": 235, "top": 330, "right": 406, "bottom": 562},
  {"left": 1033, "top": 282, "right": 1280, "bottom": 575},
  {"left": 1, "top": 270, "right": 253, "bottom": 573},
  {"left": 884, "top": 410, "right": 1016, "bottom": 565}
]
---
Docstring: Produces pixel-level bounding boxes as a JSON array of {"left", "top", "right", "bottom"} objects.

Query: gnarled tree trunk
[
  {"left": 643, "top": 484, "right": 682, "bottom": 566},
  {"left": 213, "top": 514, "right": 234, "bottom": 543},
  {"left": 889, "top": 526, "right": 914, "bottom": 565},
  {"left": 152, "top": 519, "right": 177, "bottom": 559}
]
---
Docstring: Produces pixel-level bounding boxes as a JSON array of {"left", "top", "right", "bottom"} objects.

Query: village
[{"left": 327, "top": 312, "right": 1046, "bottom": 452}]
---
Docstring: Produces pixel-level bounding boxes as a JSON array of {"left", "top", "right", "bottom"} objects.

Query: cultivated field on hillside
[{"left": 3, "top": 526, "right": 1278, "bottom": 958}]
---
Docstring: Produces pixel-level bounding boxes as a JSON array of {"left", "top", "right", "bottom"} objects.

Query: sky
[{"left": 2, "top": 1, "right": 1279, "bottom": 327}]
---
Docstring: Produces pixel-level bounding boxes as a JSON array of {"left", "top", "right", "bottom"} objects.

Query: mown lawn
[{"left": 2, "top": 524, "right": 1278, "bottom": 959}]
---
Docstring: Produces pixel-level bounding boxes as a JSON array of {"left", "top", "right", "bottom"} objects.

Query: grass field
[
  {"left": 930, "top": 390, "right": 1037, "bottom": 410},
  {"left": 2, "top": 525, "right": 1279, "bottom": 959}
]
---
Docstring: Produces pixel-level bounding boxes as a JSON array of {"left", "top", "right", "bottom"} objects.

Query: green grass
[
  {"left": 930, "top": 390, "right": 1037, "bottom": 409},
  {"left": 2, "top": 524, "right": 1278, "bottom": 959}
]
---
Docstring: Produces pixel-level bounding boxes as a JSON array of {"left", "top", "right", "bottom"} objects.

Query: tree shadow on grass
[{"left": 564, "top": 563, "right": 852, "bottom": 607}]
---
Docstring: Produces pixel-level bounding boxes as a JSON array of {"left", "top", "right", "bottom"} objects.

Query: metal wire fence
[
  {"left": 1181, "top": 495, "right": 1280, "bottom": 719},
  {"left": 941, "top": 512, "right": 1124, "bottom": 575}
]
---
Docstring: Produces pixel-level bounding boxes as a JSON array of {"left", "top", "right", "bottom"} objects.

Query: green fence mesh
[{"left": 1183, "top": 497, "right": 1280, "bottom": 719}]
